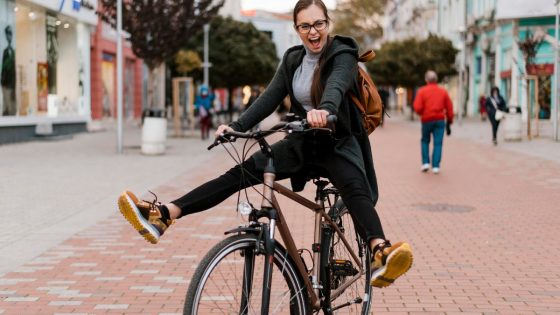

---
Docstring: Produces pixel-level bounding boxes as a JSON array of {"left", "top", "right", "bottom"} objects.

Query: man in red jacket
[{"left": 413, "top": 70, "right": 454, "bottom": 174}]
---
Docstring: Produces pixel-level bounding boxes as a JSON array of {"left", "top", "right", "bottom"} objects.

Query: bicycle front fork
[{"left": 260, "top": 209, "right": 278, "bottom": 315}]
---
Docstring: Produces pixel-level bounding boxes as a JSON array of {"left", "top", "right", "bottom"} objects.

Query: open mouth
[{"left": 309, "top": 37, "right": 322, "bottom": 50}]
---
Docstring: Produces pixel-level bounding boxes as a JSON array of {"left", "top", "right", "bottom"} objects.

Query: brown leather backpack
[{"left": 349, "top": 50, "right": 384, "bottom": 134}]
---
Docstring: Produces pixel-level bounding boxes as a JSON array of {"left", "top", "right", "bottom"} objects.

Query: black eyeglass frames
[{"left": 295, "top": 19, "right": 328, "bottom": 34}]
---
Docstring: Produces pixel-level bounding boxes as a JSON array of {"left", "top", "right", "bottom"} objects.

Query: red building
[{"left": 90, "top": 21, "right": 144, "bottom": 120}]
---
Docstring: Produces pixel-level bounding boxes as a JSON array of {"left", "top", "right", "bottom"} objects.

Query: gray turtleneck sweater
[{"left": 292, "top": 47, "right": 321, "bottom": 111}]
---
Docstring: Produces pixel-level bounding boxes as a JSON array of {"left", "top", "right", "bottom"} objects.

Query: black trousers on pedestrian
[
  {"left": 172, "top": 147, "right": 385, "bottom": 242},
  {"left": 489, "top": 114, "right": 501, "bottom": 140}
]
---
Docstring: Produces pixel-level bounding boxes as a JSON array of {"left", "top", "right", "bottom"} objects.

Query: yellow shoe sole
[
  {"left": 118, "top": 191, "right": 160, "bottom": 244},
  {"left": 370, "top": 243, "right": 413, "bottom": 288}
]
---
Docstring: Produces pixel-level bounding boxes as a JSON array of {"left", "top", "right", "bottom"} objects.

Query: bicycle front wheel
[{"left": 184, "top": 234, "right": 309, "bottom": 315}]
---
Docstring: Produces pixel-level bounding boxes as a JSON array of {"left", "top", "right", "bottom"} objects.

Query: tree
[
  {"left": 332, "top": 0, "right": 388, "bottom": 49},
  {"left": 368, "top": 34, "right": 458, "bottom": 88},
  {"left": 97, "top": 0, "right": 225, "bottom": 107},
  {"left": 183, "top": 16, "right": 279, "bottom": 113},
  {"left": 174, "top": 50, "right": 202, "bottom": 76},
  {"left": 518, "top": 30, "right": 543, "bottom": 73}
]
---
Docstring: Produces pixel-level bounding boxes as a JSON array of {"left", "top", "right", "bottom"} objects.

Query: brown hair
[
  {"left": 293, "top": 0, "right": 331, "bottom": 107},
  {"left": 293, "top": 0, "right": 330, "bottom": 26}
]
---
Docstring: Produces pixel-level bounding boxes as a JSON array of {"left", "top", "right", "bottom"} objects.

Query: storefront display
[
  {"left": 0, "top": 0, "right": 93, "bottom": 119},
  {"left": 0, "top": 0, "right": 16, "bottom": 116}
]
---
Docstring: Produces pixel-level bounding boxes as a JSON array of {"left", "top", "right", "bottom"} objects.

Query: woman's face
[{"left": 295, "top": 4, "right": 329, "bottom": 54}]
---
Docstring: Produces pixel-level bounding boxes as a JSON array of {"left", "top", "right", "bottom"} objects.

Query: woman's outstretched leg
[{"left": 118, "top": 158, "right": 289, "bottom": 244}]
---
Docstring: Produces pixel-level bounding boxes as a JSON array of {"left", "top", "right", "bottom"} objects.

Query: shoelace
[
  {"left": 142, "top": 191, "right": 174, "bottom": 226},
  {"left": 143, "top": 190, "right": 162, "bottom": 215}
]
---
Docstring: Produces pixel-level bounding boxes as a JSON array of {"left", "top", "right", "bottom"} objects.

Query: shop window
[
  {"left": 1, "top": 1, "right": 83, "bottom": 118},
  {"left": 538, "top": 75, "right": 551, "bottom": 120},
  {"left": 475, "top": 56, "right": 482, "bottom": 75},
  {"left": 1, "top": 0, "right": 17, "bottom": 116},
  {"left": 501, "top": 78, "right": 510, "bottom": 104}
]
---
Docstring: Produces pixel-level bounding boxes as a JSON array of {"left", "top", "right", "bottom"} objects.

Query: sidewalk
[
  {"left": 0, "top": 120, "right": 222, "bottom": 275},
  {"left": 450, "top": 116, "right": 560, "bottom": 164},
  {"left": 1, "top": 115, "right": 559, "bottom": 314}
]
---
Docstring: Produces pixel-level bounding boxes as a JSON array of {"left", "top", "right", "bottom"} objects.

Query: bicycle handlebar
[{"left": 207, "top": 115, "right": 337, "bottom": 151}]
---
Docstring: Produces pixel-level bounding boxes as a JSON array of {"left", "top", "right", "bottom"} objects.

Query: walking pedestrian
[
  {"left": 413, "top": 70, "right": 454, "bottom": 174},
  {"left": 194, "top": 85, "right": 214, "bottom": 140},
  {"left": 117, "top": 0, "right": 413, "bottom": 288},
  {"left": 245, "top": 87, "right": 261, "bottom": 131},
  {"left": 479, "top": 94, "right": 487, "bottom": 121},
  {"left": 485, "top": 86, "right": 507, "bottom": 146}
]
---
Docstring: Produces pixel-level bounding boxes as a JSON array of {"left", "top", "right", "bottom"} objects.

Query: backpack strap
[{"left": 358, "top": 50, "right": 376, "bottom": 63}]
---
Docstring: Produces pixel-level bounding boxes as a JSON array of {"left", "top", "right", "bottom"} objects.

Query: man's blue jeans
[{"left": 421, "top": 120, "right": 445, "bottom": 168}]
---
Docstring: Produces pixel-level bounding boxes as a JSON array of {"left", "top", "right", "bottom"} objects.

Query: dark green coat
[{"left": 230, "top": 35, "right": 378, "bottom": 202}]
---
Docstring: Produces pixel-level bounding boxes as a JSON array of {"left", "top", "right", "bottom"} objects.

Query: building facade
[
  {"left": 0, "top": 0, "right": 96, "bottom": 143},
  {"left": 240, "top": 9, "right": 301, "bottom": 59},
  {"left": 464, "top": 0, "right": 557, "bottom": 137},
  {"left": 383, "top": 0, "right": 438, "bottom": 43},
  {"left": 382, "top": 0, "right": 559, "bottom": 138},
  {"left": 90, "top": 20, "right": 143, "bottom": 121}
]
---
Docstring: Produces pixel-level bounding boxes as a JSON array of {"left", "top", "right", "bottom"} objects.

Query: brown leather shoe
[
  {"left": 370, "top": 241, "right": 413, "bottom": 288},
  {"left": 118, "top": 191, "right": 173, "bottom": 244}
]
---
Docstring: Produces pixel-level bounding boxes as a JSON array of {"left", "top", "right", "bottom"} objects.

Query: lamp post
[
  {"left": 458, "top": 26, "right": 466, "bottom": 125},
  {"left": 203, "top": 24, "right": 211, "bottom": 87},
  {"left": 116, "top": 0, "right": 123, "bottom": 153},
  {"left": 554, "top": 0, "right": 560, "bottom": 141}
]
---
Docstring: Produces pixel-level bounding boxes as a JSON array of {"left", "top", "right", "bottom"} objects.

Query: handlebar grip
[
  {"left": 207, "top": 141, "right": 220, "bottom": 150},
  {"left": 326, "top": 115, "right": 337, "bottom": 132}
]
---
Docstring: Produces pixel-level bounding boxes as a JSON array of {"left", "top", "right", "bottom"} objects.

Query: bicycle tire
[
  {"left": 322, "top": 199, "right": 373, "bottom": 314},
  {"left": 184, "top": 234, "right": 310, "bottom": 315}
]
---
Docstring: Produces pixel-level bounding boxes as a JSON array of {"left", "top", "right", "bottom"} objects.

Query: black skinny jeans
[
  {"left": 172, "top": 144, "right": 385, "bottom": 242},
  {"left": 489, "top": 114, "right": 501, "bottom": 140}
]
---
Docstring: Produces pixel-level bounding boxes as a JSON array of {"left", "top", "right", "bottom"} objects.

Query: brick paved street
[{"left": 1, "top": 116, "right": 559, "bottom": 314}]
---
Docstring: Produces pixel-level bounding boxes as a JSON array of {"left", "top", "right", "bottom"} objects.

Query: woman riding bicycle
[{"left": 118, "top": 0, "right": 413, "bottom": 288}]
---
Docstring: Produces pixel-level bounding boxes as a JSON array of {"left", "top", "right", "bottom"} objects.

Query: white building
[
  {"left": 0, "top": 0, "right": 96, "bottom": 143},
  {"left": 218, "top": 0, "right": 298, "bottom": 60},
  {"left": 383, "top": 0, "right": 438, "bottom": 43},
  {"left": 219, "top": 0, "right": 242, "bottom": 21},
  {"left": 240, "top": 10, "right": 301, "bottom": 59}
]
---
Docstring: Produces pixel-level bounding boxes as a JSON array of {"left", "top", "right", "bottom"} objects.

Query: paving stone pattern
[{"left": 0, "top": 117, "right": 559, "bottom": 314}]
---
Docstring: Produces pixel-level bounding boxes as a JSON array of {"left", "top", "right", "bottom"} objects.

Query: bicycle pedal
[{"left": 331, "top": 259, "right": 358, "bottom": 277}]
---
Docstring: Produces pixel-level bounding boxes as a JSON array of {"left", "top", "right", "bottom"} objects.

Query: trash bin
[
  {"left": 141, "top": 108, "right": 167, "bottom": 155},
  {"left": 503, "top": 105, "right": 522, "bottom": 141}
]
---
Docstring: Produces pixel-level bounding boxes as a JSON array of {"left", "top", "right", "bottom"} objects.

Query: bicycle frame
[
  {"left": 271, "top": 183, "right": 365, "bottom": 311},
  {"left": 258, "top": 154, "right": 366, "bottom": 312}
]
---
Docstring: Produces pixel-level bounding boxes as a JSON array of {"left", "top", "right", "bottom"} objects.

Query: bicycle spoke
[
  {"left": 185, "top": 235, "right": 308, "bottom": 315},
  {"left": 326, "top": 202, "right": 373, "bottom": 314}
]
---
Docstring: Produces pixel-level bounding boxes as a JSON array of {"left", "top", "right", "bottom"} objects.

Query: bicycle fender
[{"left": 224, "top": 226, "right": 261, "bottom": 236}]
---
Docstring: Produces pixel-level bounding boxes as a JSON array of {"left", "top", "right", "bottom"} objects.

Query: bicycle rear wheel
[
  {"left": 323, "top": 199, "right": 373, "bottom": 314},
  {"left": 184, "top": 234, "right": 310, "bottom": 315}
]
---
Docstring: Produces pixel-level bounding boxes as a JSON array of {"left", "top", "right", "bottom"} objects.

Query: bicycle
[{"left": 183, "top": 116, "right": 374, "bottom": 314}]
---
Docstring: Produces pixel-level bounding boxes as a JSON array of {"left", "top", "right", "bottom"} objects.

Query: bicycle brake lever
[{"left": 286, "top": 120, "right": 306, "bottom": 132}]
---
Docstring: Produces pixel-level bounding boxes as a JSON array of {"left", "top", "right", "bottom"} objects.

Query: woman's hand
[
  {"left": 215, "top": 124, "right": 234, "bottom": 138},
  {"left": 307, "top": 109, "right": 330, "bottom": 128}
]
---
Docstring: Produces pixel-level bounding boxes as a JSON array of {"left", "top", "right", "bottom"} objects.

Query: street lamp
[
  {"left": 117, "top": 0, "right": 123, "bottom": 153},
  {"left": 202, "top": 24, "right": 211, "bottom": 87},
  {"left": 554, "top": 0, "right": 560, "bottom": 141},
  {"left": 458, "top": 25, "right": 467, "bottom": 125}
]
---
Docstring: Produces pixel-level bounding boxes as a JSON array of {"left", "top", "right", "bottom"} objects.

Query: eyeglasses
[{"left": 295, "top": 19, "right": 328, "bottom": 34}]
